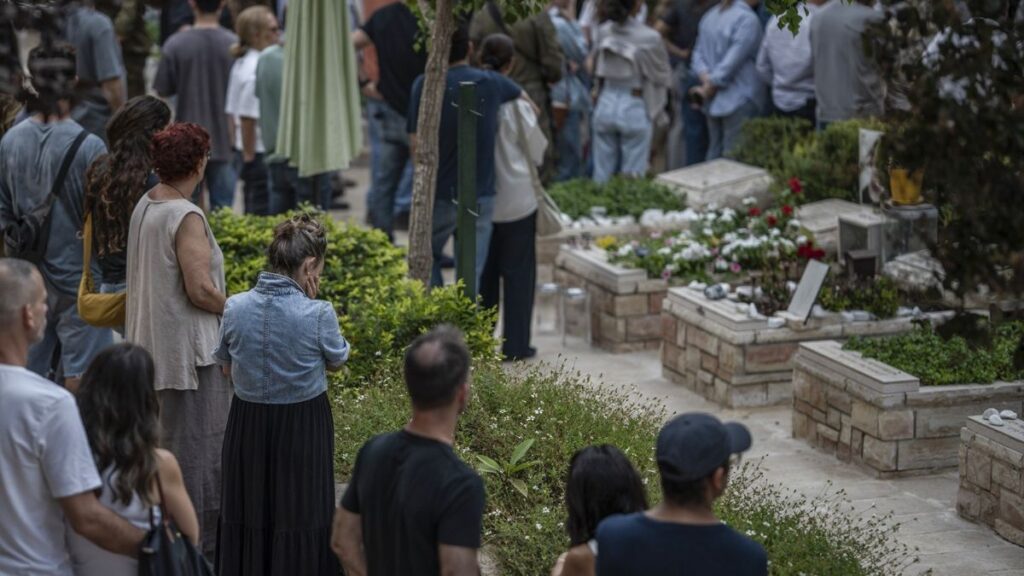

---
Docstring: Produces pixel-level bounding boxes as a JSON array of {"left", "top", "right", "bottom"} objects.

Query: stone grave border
[
  {"left": 792, "top": 341, "right": 1024, "bottom": 477},
  {"left": 660, "top": 288, "right": 933, "bottom": 408},
  {"left": 554, "top": 246, "right": 667, "bottom": 353},
  {"left": 958, "top": 415, "right": 1024, "bottom": 547}
]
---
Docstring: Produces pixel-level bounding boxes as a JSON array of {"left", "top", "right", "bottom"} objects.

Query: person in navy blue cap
[{"left": 594, "top": 412, "right": 767, "bottom": 575}]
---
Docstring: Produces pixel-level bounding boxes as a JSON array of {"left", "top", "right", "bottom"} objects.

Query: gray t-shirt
[
  {"left": 810, "top": 1, "right": 884, "bottom": 123},
  {"left": 0, "top": 118, "right": 107, "bottom": 295},
  {"left": 64, "top": 7, "right": 125, "bottom": 141},
  {"left": 154, "top": 27, "right": 238, "bottom": 162}
]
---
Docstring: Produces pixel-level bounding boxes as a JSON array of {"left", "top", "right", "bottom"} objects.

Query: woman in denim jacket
[{"left": 214, "top": 214, "right": 349, "bottom": 575}]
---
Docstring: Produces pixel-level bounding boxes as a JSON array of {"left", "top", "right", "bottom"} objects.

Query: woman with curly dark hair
[
  {"left": 68, "top": 343, "right": 199, "bottom": 575},
  {"left": 85, "top": 96, "right": 170, "bottom": 299},
  {"left": 125, "top": 121, "right": 230, "bottom": 557}
]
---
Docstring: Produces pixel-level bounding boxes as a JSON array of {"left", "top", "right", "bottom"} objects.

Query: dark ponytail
[{"left": 478, "top": 33, "right": 515, "bottom": 72}]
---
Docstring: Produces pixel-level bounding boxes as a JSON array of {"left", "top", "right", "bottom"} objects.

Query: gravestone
[
  {"left": 656, "top": 159, "right": 772, "bottom": 210},
  {"left": 797, "top": 200, "right": 879, "bottom": 255},
  {"left": 786, "top": 259, "right": 830, "bottom": 322}
]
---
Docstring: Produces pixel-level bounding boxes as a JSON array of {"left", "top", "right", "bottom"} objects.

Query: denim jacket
[{"left": 214, "top": 272, "right": 349, "bottom": 404}]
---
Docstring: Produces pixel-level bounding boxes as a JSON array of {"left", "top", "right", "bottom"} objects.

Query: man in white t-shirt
[{"left": 0, "top": 258, "right": 145, "bottom": 575}]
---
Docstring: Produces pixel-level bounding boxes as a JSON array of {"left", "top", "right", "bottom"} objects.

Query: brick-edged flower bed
[
  {"left": 660, "top": 288, "right": 927, "bottom": 408},
  {"left": 553, "top": 246, "right": 666, "bottom": 353},
  {"left": 958, "top": 415, "right": 1024, "bottom": 547},
  {"left": 793, "top": 341, "right": 1024, "bottom": 477}
]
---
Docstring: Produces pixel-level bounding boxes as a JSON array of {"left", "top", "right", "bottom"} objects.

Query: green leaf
[
  {"left": 510, "top": 478, "right": 530, "bottom": 499},
  {"left": 475, "top": 454, "right": 503, "bottom": 476},
  {"left": 509, "top": 438, "right": 535, "bottom": 467},
  {"left": 508, "top": 460, "right": 543, "bottom": 475}
]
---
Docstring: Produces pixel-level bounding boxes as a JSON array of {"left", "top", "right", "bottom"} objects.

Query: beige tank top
[{"left": 125, "top": 194, "right": 225, "bottom": 391}]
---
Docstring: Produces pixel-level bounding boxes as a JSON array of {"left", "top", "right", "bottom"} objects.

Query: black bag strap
[
  {"left": 52, "top": 130, "right": 90, "bottom": 233},
  {"left": 486, "top": 1, "right": 509, "bottom": 34}
]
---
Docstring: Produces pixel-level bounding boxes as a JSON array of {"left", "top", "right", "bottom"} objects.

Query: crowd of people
[{"left": 4, "top": 0, "right": 1016, "bottom": 574}]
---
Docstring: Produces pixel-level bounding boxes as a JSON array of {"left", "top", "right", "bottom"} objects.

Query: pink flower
[
  {"left": 650, "top": 231, "right": 663, "bottom": 239},
  {"left": 729, "top": 262, "right": 742, "bottom": 274},
  {"left": 661, "top": 268, "right": 672, "bottom": 280}
]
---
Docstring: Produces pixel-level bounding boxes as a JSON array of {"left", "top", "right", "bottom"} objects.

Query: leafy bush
[
  {"left": 334, "top": 360, "right": 916, "bottom": 575},
  {"left": 548, "top": 177, "right": 684, "bottom": 221},
  {"left": 732, "top": 116, "right": 813, "bottom": 176},
  {"left": 734, "top": 117, "right": 885, "bottom": 203},
  {"left": 818, "top": 276, "right": 903, "bottom": 319},
  {"left": 210, "top": 209, "right": 498, "bottom": 384},
  {"left": 846, "top": 321, "right": 1024, "bottom": 386}
]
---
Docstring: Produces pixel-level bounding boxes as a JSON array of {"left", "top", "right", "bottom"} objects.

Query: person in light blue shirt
[
  {"left": 214, "top": 214, "right": 348, "bottom": 574},
  {"left": 691, "top": 0, "right": 765, "bottom": 159},
  {"left": 549, "top": 0, "right": 592, "bottom": 181}
]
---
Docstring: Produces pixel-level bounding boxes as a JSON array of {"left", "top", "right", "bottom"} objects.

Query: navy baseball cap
[{"left": 656, "top": 413, "right": 752, "bottom": 482}]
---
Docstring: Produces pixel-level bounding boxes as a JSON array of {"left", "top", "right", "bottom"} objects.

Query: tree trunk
[{"left": 407, "top": 0, "right": 455, "bottom": 286}]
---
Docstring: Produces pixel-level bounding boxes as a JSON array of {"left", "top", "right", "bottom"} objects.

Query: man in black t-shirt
[
  {"left": 596, "top": 412, "right": 768, "bottom": 575},
  {"left": 332, "top": 326, "right": 485, "bottom": 576},
  {"left": 352, "top": 1, "right": 427, "bottom": 238}
]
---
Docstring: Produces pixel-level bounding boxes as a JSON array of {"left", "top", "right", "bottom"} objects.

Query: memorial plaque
[
  {"left": 797, "top": 200, "right": 879, "bottom": 255},
  {"left": 787, "top": 260, "right": 830, "bottom": 323},
  {"left": 656, "top": 159, "right": 772, "bottom": 210}
]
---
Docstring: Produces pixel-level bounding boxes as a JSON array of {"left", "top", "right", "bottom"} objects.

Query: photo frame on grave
[{"left": 786, "top": 259, "right": 830, "bottom": 323}]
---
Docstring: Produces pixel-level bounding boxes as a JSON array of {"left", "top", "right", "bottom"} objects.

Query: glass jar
[
  {"left": 560, "top": 287, "right": 591, "bottom": 347},
  {"left": 534, "top": 282, "right": 561, "bottom": 335}
]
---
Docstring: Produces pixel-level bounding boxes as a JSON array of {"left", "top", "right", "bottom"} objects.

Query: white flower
[
  {"left": 616, "top": 245, "right": 633, "bottom": 257},
  {"left": 796, "top": 235, "right": 808, "bottom": 246},
  {"left": 542, "top": 507, "right": 550, "bottom": 514},
  {"left": 536, "top": 523, "right": 543, "bottom": 530},
  {"left": 742, "top": 197, "right": 756, "bottom": 206},
  {"left": 787, "top": 218, "right": 801, "bottom": 229},
  {"left": 657, "top": 247, "right": 672, "bottom": 256},
  {"left": 702, "top": 227, "right": 713, "bottom": 236}
]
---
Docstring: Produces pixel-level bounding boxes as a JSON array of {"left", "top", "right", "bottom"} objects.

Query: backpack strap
[{"left": 52, "top": 130, "right": 90, "bottom": 232}]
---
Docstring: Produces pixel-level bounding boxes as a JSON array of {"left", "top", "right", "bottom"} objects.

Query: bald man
[{"left": 0, "top": 258, "right": 144, "bottom": 574}]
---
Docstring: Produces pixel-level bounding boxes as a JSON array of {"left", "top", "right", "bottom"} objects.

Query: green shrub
[
  {"left": 846, "top": 321, "right": 1024, "bottom": 385},
  {"left": 210, "top": 209, "right": 498, "bottom": 384},
  {"left": 548, "top": 177, "right": 684, "bottom": 221},
  {"left": 818, "top": 276, "right": 903, "bottom": 319},
  {"left": 782, "top": 119, "right": 885, "bottom": 203},
  {"left": 732, "top": 116, "right": 814, "bottom": 175},
  {"left": 334, "top": 361, "right": 916, "bottom": 576}
]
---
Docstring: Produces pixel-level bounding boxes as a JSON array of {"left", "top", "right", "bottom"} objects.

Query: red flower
[
  {"left": 766, "top": 215, "right": 778, "bottom": 227},
  {"left": 781, "top": 205, "right": 794, "bottom": 216},
  {"left": 788, "top": 177, "right": 803, "bottom": 195},
  {"left": 748, "top": 207, "right": 761, "bottom": 217},
  {"left": 797, "top": 242, "right": 826, "bottom": 260}
]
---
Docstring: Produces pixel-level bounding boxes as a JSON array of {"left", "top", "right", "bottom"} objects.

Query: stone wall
[
  {"left": 661, "top": 288, "right": 923, "bottom": 408},
  {"left": 793, "top": 341, "right": 1024, "bottom": 477},
  {"left": 958, "top": 416, "right": 1024, "bottom": 547},
  {"left": 554, "top": 247, "right": 666, "bottom": 353}
]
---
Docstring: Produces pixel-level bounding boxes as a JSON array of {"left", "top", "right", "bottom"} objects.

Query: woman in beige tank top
[{"left": 125, "top": 122, "right": 231, "bottom": 558}]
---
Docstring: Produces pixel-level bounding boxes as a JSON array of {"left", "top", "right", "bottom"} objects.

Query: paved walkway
[
  {"left": 525, "top": 332, "right": 1024, "bottom": 575},
  {"left": 330, "top": 159, "right": 1023, "bottom": 574}
]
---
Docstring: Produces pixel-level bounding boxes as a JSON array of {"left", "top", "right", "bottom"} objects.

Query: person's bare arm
[
  {"left": 240, "top": 117, "right": 258, "bottom": 163},
  {"left": 654, "top": 20, "right": 690, "bottom": 61},
  {"left": 559, "top": 544, "right": 595, "bottom": 576},
  {"left": 176, "top": 213, "right": 226, "bottom": 315},
  {"left": 439, "top": 544, "right": 480, "bottom": 576},
  {"left": 155, "top": 448, "right": 199, "bottom": 546},
  {"left": 352, "top": 29, "right": 372, "bottom": 50},
  {"left": 60, "top": 492, "right": 145, "bottom": 558},
  {"left": 331, "top": 507, "right": 367, "bottom": 576},
  {"left": 101, "top": 77, "right": 126, "bottom": 113}
]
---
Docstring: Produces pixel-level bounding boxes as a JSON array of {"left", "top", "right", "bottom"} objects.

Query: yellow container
[{"left": 890, "top": 169, "right": 924, "bottom": 205}]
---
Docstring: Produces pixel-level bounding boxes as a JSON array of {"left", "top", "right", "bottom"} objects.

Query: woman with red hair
[{"left": 125, "top": 122, "right": 231, "bottom": 557}]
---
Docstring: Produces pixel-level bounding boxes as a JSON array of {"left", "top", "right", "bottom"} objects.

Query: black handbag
[
  {"left": 138, "top": 474, "right": 215, "bottom": 576},
  {"left": 3, "top": 130, "right": 89, "bottom": 262}
]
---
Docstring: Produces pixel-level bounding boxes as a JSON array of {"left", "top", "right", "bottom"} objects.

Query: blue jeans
[
  {"left": 706, "top": 99, "right": 760, "bottom": 161},
  {"left": 267, "top": 161, "right": 332, "bottom": 214},
  {"left": 555, "top": 108, "right": 585, "bottom": 182},
  {"left": 592, "top": 87, "right": 653, "bottom": 183},
  {"left": 430, "top": 194, "right": 495, "bottom": 291},
  {"left": 682, "top": 70, "right": 710, "bottom": 166},
  {"left": 366, "top": 98, "right": 412, "bottom": 237},
  {"left": 28, "top": 278, "right": 112, "bottom": 381},
  {"left": 203, "top": 159, "right": 238, "bottom": 211}
]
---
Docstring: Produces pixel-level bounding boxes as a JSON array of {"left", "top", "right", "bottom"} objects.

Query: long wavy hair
[
  {"left": 78, "top": 344, "right": 161, "bottom": 506},
  {"left": 564, "top": 445, "right": 648, "bottom": 545},
  {"left": 84, "top": 96, "right": 170, "bottom": 257}
]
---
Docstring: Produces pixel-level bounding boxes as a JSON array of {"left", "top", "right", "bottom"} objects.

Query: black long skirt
[{"left": 216, "top": 392, "right": 339, "bottom": 576}]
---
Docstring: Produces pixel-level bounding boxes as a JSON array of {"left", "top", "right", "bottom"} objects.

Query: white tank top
[{"left": 67, "top": 466, "right": 160, "bottom": 576}]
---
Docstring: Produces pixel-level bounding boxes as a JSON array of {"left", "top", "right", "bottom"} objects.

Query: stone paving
[{"left": 525, "top": 332, "right": 1024, "bottom": 575}]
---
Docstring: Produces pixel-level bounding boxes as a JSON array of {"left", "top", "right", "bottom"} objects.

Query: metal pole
[{"left": 455, "top": 81, "right": 478, "bottom": 300}]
